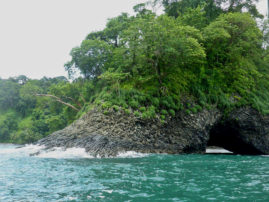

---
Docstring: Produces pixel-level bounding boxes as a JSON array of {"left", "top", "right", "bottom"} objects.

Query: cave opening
[{"left": 207, "top": 121, "right": 262, "bottom": 155}]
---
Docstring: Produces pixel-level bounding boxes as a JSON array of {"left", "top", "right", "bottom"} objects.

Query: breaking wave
[
  {"left": 35, "top": 147, "right": 95, "bottom": 159},
  {"left": 116, "top": 151, "right": 149, "bottom": 158},
  {"left": 0, "top": 144, "right": 44, "bottom": 157},
  {"left": 0, "top": 144, "right": 149, "bottom": 159}
]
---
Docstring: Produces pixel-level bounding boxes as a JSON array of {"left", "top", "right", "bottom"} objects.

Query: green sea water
[{"left": 0, "top": 144, "right": 268, "bottom": 201}]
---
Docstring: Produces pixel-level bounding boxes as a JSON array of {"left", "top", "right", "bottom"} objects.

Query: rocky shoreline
[{"left": 36, "top": 107, "right": 269, "bottom": 157}]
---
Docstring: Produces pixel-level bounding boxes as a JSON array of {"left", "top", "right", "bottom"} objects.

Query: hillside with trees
[{"left": 1, "top": 0, "right": 269, "bottom": 144}]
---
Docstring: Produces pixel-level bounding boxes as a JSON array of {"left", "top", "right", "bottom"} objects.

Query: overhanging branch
[{"left": 35, "top": 94, "right": 80, "bottom": 111}]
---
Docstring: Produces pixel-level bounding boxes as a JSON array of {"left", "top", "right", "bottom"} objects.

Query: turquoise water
[{"left": 0, "top": 144, "right": 269, "bottom": 201}]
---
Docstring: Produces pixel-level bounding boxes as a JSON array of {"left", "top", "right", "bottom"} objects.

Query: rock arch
[
  {"left": 207, "top": 108, "right": 269, "bottom": 155},
  {"left": 35, "top": 107, "right": 269, "bottom": 157}
]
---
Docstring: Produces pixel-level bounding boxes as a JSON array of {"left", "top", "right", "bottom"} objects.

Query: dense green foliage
[
  {"left": 0, "top": 76, "right": 93, "bottom": 143},
  {"left": 65, "top": 0, "right": 269, "bottom": 115},
  {"left": 1, "top": 0, "right": 269, "bottom": 143}
]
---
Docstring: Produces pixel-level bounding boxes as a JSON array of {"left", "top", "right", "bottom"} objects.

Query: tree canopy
[{"left": 1, "top": 0, "right": 269, "bottom": 144}]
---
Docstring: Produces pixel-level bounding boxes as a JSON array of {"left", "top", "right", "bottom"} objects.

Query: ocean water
[{"left": 0, "top": 144, "right": 269, "bottom": 201}]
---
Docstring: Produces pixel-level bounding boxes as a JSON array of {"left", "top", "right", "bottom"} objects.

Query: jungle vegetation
[{"left": 1, "top": 0, "right": 269, "bottom": 143}]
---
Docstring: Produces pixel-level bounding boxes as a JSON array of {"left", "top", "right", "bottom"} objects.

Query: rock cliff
[
  {"left": 37, "top": 108, "right": 220, "bottom": 157},
  {"left": 208, "top": 107, "right": 269, "bottom": 155},
  {"left": 36, "top": 107, "right": 269, "bottom": 156}
]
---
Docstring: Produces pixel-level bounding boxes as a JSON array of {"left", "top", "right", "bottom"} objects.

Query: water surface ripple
[{"left": 0, "top": 144, "right": 269, "bottom": 201}]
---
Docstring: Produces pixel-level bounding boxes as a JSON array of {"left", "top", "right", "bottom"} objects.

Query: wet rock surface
[
  {"left": 37, "top": 108, "right": 220, "bottom": 157},
  {"left": 36, "top": 107, "right": 269, "bottom": 156},
  {"left": 208, "top": 107, "right": 269, "bottom": 155}
]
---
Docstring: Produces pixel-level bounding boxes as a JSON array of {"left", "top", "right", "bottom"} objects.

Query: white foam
[
  {"left": 0, "top": 144, "right": 149, "bottom": 159},
  {"left": 206, "top": 148, "right": 233, "bottom": 154},
  {"left": 0, "top": 144, "right": 93, "bottom": 159},
  {"left": 116, "top": 151, "right": 149, "bottom": 158},
  {"left": 0, "top": 144, "right": 44, "bottom": 157},
  {"left": 103, "top": 190, "right": 113, "bottom": 194},
  {"left": 36, "top": 147, "right": 94, "bottom": 159},
  {"left": 67, "top": 197, "right": 78, "bottom": 201}
]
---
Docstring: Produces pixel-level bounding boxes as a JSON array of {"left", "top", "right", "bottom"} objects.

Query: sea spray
[
  {"left": 35, "top": 147, "right": 95, "bottom": 159},
  {"left": 0, "top": 144, "right": 149, "bottom": 159},
  {"left": 0, "top": 144, "right": 44, "bottom": 157}
]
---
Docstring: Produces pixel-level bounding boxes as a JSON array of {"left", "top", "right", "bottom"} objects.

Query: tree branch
[
  {"left": 63, "top": 96, "right": 82, "bottom": 108},
  {"left": 35, "top": 94, "right": 80, "bottom": 111}
]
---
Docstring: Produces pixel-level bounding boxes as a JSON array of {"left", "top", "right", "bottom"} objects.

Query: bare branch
[
  {"left": 63, "top": 96, "right": 82, "bottom": 108},
  {"left": 35, "top": 94, "right": 80, "bottom": 111}
]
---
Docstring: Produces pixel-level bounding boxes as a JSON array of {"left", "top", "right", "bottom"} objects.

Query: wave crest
[{"left": 0, "top": 144, "right": 149, "bottom": 159}]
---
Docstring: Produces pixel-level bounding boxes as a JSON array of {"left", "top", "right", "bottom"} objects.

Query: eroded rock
[
  {"left": 208, "top": 107, "right": 269, "bottom": 155},
  {"left": 36, "top": 106, "right": 269, "bottom": 156},
  {"left": 37, "top": 108, "right": 220, "bottom": 157}
]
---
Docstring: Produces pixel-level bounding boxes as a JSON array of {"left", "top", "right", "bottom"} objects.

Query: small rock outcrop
[
  {"left": 37, "top": 108, "right": 220, "bottom": 157},
  {"left": 208, "top": 107, "right": 269, "bottom": 155}
]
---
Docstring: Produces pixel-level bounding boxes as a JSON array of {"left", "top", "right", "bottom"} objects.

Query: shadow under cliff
[{"left": 207, "top": 107, "right": 269, "bottom": 155}]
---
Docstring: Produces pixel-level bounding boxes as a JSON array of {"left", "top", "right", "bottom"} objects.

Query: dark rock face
[
  {"left": 36, "top": 107, "right": 269, "bottom": 156},
  {"left": 37, "top": 108, "right": 220, "bottom": 157},
  {"left": 208, "top": 108, "right": 269, "bottom": 155}
]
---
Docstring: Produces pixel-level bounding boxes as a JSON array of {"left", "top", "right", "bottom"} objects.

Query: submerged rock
[{"left": 37, "top": 108, "right": 220, "bottom": 157}]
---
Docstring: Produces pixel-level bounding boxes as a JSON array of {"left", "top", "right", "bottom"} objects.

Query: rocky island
[
  {"left": 36, "top": 106, "right": 269, "bottom": 157},
  {"left": 1, "top": 1, "right": 269, "bottom": 157}
]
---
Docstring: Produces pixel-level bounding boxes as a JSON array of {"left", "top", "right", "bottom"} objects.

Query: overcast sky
[
  {"left": 0, "top": 0, "right": 146, "bottom": 79},
  {"left": 0, "top": 0, "right": 267, "bottom": 79}
]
